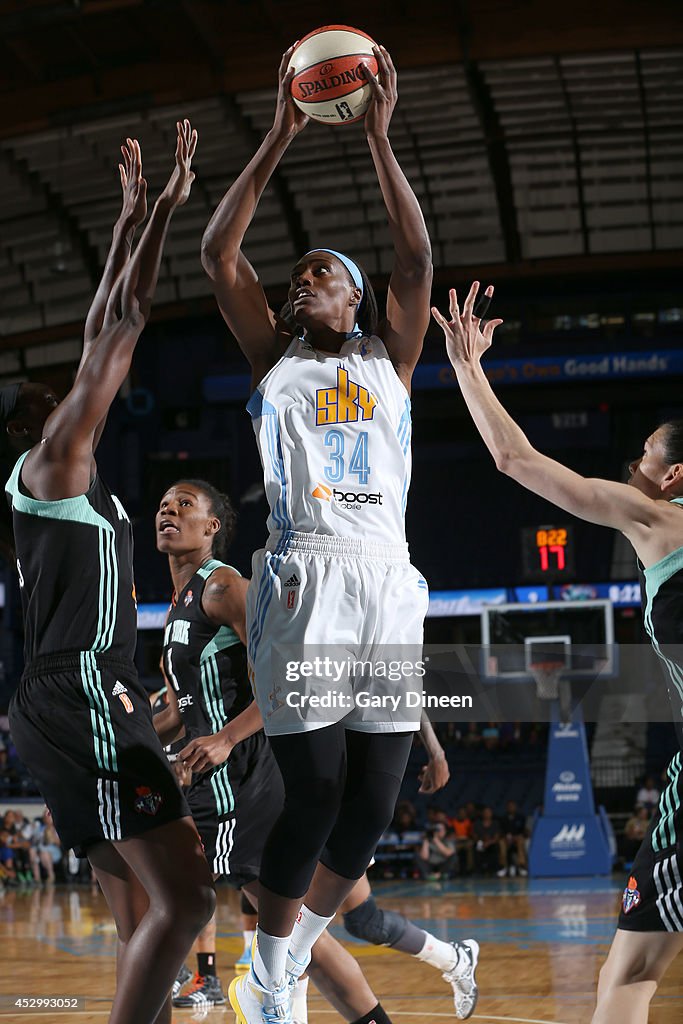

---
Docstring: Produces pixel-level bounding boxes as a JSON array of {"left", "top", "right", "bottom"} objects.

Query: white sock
[
  {"left": 243, "top": 928, "right": 255, "bottom": 953},
  {"left": 253, "top": 926, "right": 290, "bottom": 990},
  {"left": 291, "top": 975, "right": 309, "bottom": 1023},
  {"left": 415, "top": 931, "right": 460, "bottom": 972},
  {"left": 288, "top": 905, "right": 334, "bottom": 973}
]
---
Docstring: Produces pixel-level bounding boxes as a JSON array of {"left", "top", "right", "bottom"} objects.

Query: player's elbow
[
  {"left": 200, "top": 230, "right": 234, "bottom": 280},
  {"left": 400, "top": 246, "right": 433, "bottom": 284},
  {"left": 494, "top": 447, "right": 525, "bottom": 477},
  {"left": 200, "top": 234, "right": 221, "bottom": 278}
]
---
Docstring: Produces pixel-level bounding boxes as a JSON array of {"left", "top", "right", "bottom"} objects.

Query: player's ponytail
[
  {"left": 173, "top": 479, "right": 237, "bottom": 562},
  {"left": 660, "top": 420, "right": 683, "bottom": 466}
]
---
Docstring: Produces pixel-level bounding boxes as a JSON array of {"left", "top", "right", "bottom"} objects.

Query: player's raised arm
[
  {"left": 201, "top": 45, "right": 308, "bottom": 385},
  {"left": 362, "top": 45, "right": 432, "bottom": 389},
  {"left": 22, "top": 120, "right": 197, "bottom": 501},
  {"left": 431, "top": 281, "right": 663, "bottom": 540},
  {"left": 81, "top": 138, "right": 147, "bottom": 354},
  {"left": 76, "top": 138, "right": 148, "bottom": 452}
]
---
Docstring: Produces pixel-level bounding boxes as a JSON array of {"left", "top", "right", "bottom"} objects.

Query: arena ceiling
[{"left": 0, "top": 0, "right": 682, "bottom": 363}]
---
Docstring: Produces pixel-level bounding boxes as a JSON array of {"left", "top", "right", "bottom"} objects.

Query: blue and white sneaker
[
  {"left": 235, "top": 945, "right": 253, "bottom": 973},
  {"left": 228, "top": 968, "right": 292, "bottom": 1023}
]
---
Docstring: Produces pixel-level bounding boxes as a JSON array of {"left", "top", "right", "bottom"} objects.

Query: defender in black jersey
[
  {"left": 2, "top": 124, "right": 215, "bottom": 1024},
  {"left": 155, "top": 478, "right": 482, "bottom": 1021},
  {"left": 433, "top": 280, "right": 683, "bottom": 1024}
]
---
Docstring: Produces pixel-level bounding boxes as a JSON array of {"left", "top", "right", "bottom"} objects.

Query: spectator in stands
[
  {"left": 473, "top": 807, "right": 501, "bottom": 875},
  {"left": 499, "top": 722, "right": 522, "bottom": 749},
  {"left": 462, "top": 722, "right": 482, "bottom": 749},
  {"left": 497, "top": 800, "right": 528, "bottom": 877},
  {"left": 2, "top": 810, "right": 35, "bottom": 882},
  {"left": 622, "top": 806, "right": 651, "bottom": 867},
  {"left": 481, "top": 723, "right": 500, "bottom": 752},
  {"left": 34, "top": 808, "right": 62, "bottom": 884},
  {"left": 0, "top": 827, "right": 17, "bottom": 884},
  {"left": 448, "top": 806, "right": 474, "bottom": 874},
  {"left": 635, "top": 776, "right": 660, "bottom": 812},
  {"left": 0, "top": 744, "right": 16, "bottom": 795},
  {"left": 425, "top": 806, "right": 449, "bottom": 828},
  {"left": 465, "top": 801, "right": 479, "bottom": 824},
  {"left": 392, "top": 800, "right": 418, "bottom": 835},
  {"left": 415, "top": 821, "right": 458, "bottom": 880}
]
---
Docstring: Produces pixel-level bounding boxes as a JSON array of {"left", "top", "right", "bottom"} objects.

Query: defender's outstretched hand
[
  {"left": 431, "top": 282, "right": 503, "bottom": 369},
  {"left": 159, "top": 119, "right": 197, "bottom": 208},
  {"left": 274, "top": 44, "right": 309, "bottom": 137},
  {"left": 361, "top": 44, "right": 396, "bottom": 138},
  {"left": 118, "top": 138, "right": 147, "bottom": 227}
]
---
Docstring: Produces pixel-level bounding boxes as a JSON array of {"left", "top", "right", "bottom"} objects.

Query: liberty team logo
[
  {"left": 622, "top": 876, "right": 641, "bottom": 914},
  {"left": 134, "top": 786, "right": 163, "bottom": 816}
]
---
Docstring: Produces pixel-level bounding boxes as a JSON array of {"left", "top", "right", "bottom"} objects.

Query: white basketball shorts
[{"left": 247, "top": 531, "right": 429, "bottom": 736}]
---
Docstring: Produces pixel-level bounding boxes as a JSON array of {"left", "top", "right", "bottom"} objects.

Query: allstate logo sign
[
  {"left": 551, "top": 770, "right": 583, "bottom": 803},
  {"left": 550, "top": 823, "right": 586, "bottom": 860}
]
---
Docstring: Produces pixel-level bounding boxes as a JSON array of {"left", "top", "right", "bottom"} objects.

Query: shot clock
[{"left": 521, "top": 525, "right": 575, "bottom": 581}]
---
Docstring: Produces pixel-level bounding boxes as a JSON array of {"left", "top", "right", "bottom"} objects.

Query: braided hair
[{"left": 173, "top": 479, "right": 237, "bottom": 562}]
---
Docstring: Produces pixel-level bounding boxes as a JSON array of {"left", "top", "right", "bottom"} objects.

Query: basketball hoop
[{"left": 530, "top": 661, "right": 564, "bottom": 702}]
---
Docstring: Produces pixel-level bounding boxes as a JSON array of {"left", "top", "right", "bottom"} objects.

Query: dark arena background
[{"left": 0, "top": 2, "right": 682, "bottom": 1022}]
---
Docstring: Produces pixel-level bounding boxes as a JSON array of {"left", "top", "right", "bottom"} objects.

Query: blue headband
[{"left": 304, "top": 249, "right": 364, "bottom": 300}]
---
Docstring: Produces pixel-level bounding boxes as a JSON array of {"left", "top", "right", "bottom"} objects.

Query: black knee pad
[{"left": 343, "top": 895, "right": 407, "bottom": 947}]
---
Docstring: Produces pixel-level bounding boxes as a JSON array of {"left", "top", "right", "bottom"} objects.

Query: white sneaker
[
  {"left": 286, "top": 948, "right": 311, "bottom": 982},
  {"left": 443, "top": 939, "right": 479, "bottom": 1020},
  {"left": 509, "top": 864, "right": 517, "bottom": 877},
  {"left": 290, "top": 976, "right": 309, "bottom": 1024},
  {"left": 518, "top": 866, "right": 528, "bottom": 876},
  {"left": 496, "top": 867, "right": 507, "bottom": 877},
  {"left": 228, "top": 968, "right": 292, "bottom": 1023}
]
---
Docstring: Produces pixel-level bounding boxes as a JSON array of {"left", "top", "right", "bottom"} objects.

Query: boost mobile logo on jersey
[
  {"left": 312, "top": 483, "right": 383, "bottom": 510},
  {"left": 315, "top": 366, "right": 377, "bottom": 426}
]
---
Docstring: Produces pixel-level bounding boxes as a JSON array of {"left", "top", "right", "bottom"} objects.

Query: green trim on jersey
[
  {"left": 652, "top": 752, "right": 682, "bottom": 853},
  {"left": 197, "top": 561, "right": 241, "bottom": 654},
  {"left": 196, "top": 558, "right": 239, "bottom": 580},
  {"left": 200, "top": 626, "right": 241, "bottom": 662},
  {"left": 200, "top": 656, "right": 234, "bottom": 816},
  {"left": 7, "top": 452, "right": 114, "bottom": 532},
  {"left": 79, "top": 651, "right": 119, "bottom": 773},
  {"left": 643, "top": 546, "right": 683, "bottom": 731},
  {"left": 7, "top": 452, "right": 120, "bottom": 653}
]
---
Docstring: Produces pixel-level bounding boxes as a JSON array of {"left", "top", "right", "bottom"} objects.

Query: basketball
[{"left": 290, "top": 25, "right": 379, "bottom": 125}]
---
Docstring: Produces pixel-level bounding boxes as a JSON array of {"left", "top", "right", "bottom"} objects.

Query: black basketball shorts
[
  {"left": 619, "top": 753, "right": 683, "bottom": 932},
  {"left": 187, "top": 731, "right": 284, "bottom": 886},
  {"left": 9, "top": 653, "right": 190, "bottom": 854}
]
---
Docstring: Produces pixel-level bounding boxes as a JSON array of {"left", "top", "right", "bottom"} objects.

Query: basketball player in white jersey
[{"left": 201, "top": 41, "right": 478, "bottom": 1024}]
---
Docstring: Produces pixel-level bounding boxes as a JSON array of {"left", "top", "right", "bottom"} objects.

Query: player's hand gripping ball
[{"left": 290, "top": 25, "right": 379, "bottom": 125}]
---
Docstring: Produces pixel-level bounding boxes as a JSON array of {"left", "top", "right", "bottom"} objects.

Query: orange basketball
[{"left": 290, "top": 25, "right": 379, "bottom": 125}]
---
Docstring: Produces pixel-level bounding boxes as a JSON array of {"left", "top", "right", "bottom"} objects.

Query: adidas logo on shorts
[
  {"left": 284, "top": 574, "right": 300, "bottom": 588},
  {"left": 112, "top": 681, "right": 128, "bottom": 696}
]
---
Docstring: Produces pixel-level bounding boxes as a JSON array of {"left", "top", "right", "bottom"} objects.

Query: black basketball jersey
[
  {"left": 640, "top": 498, "right": 683, "bottom": 753},
  {"left": 5, "top": 451, "right": 137, "bottom": 665},
  {"left": 163, "top": 559, "right": 251, "bottom": 746}
]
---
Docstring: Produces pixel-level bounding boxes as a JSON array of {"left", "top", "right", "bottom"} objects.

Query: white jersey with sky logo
[{"left": 247, "top": 335, "right": 412, "bottom": 545}]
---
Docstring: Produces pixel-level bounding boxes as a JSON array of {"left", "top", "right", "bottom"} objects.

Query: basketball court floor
[{"left": 1, "top": 875, "right": 681, "bottom": 1023}]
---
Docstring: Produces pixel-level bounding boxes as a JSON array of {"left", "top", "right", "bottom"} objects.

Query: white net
[{"left": 530, "top": 661, "right": 564, "bottom": 701}]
